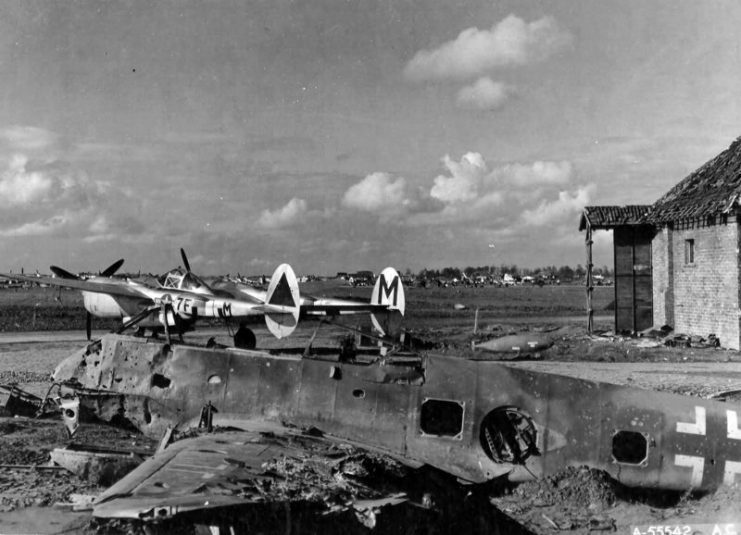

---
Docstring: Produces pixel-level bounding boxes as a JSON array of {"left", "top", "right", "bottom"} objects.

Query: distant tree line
[{"left": 408, "top": 264, "right": 613, "bottom": 282}]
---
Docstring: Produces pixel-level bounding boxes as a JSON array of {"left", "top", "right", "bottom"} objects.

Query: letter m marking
[{"left": 377, "top": 275, "right": 399, "bottom": 307}]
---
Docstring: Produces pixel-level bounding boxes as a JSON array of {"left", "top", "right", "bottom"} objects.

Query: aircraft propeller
[
  {"left": 49, "top": 259, "right": 125, "bottom": 340},
  {"left": 50, "top": 259, "right": 125, "bottom": 280},
  {"left": 180, "top": 248, "right": 191, "bottom": 274},
  {"left": 100, "top": 258, "right": 125, "bottom": 277},
  {"left": 50, "top": 265, "right": 80, "bottom": 280}
]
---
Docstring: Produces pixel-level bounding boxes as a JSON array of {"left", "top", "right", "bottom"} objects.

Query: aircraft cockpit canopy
[{"left": 158, "top": 268, "right": 212, "bottom": 294}]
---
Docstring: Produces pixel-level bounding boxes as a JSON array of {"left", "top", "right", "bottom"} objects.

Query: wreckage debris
[
  {"left": 87, "top": 429, "right": 530, "bottom": 534},
  {"left": 21, "top": 327, "right": 741, "bottom": 533},
  {"left": 50, "top": 444, "right": 146, "bottom": 486},
  {"left": 473, "top": 332, "right": 554, "bottom": 356}
]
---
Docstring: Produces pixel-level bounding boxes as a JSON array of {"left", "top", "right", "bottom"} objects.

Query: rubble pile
[
  {"left": 510, "top": 466, "right": 618, "bottom": 510},
  {"left": 492, "top": 466, "right": 621, "bottom": 531},
  {"left": 259, "top": 449, "right": 405, "bottom": 506},
  {"left": 0, "top": 466, "right": 98, "bottom": 512}
]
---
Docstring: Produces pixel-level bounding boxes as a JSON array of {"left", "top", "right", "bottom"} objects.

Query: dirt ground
[{"left": 1, "top": 284, "right": 741, "bottom": 533}]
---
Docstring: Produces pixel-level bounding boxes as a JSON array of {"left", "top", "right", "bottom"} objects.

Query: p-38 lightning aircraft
[
  {"left": 1, "top": 250, "right": 406, "bottom": 348},
  {"left": 1, "top": 254, "right": 301, "bottom": 347}
]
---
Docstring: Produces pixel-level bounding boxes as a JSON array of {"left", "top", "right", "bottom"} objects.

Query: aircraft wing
[
  {"left": 0, "top": 272, "right": 149, "bottom": 300},
  {"left": 92, "top": 427, "right": 412, "bottom": 522}
]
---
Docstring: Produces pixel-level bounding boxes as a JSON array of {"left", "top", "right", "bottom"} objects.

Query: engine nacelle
[{"left": 82, "top": 291, "right": 128, "bottom": 318}]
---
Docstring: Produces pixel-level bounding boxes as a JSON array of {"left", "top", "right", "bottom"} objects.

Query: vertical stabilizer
[
  {"left": 370, "top": 267, "right": 405, "bottom": 336},
  {"left": 264, "top": 263, "right": 300, "bottom": 338}
]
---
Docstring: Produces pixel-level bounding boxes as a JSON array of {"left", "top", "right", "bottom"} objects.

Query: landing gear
[{"left": 233, "top": 325, "right": 256, "bottom": 349}]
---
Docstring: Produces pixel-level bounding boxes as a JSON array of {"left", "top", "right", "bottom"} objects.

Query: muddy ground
[{"left": 1, "top": 284, "right": 741, "bottom": 533}]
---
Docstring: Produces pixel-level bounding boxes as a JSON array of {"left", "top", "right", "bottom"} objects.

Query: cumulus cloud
[
  {"left": 0, "top": 137, "right": 140, "bottom": 241},
  {"left": 257, "top": 197, "right": 308, "bottom": 228},
  {"left": 521, "top": 186, "right": 593, "bottom": 226},
  {"left": 341, "top": 172, "right": 445, "bottom": 221},
  {"left": 0, "top": 153, "right": 103, "bottom": 219},
  {"left": 342, "top": 172, "right": 408, "bottom": 213},
  {"left": 430, "top": 153, "right": 487, "bottom": 203},
  {"left": 456, "top": 78, "right": 512, "bottom": 110},
  {"left": 0, "top": 154, "right": 56, "bottom": 206},
  {"left": 404, "top": 14, "right": 572, "bottom": 82},
  {"left": 399, "top": 152, "right": 585, "bottom": 231},
  {"left": 336, "top": 152, "right": 586, "bottom": 242},
  {"left": 425, "top": 153, "right": 576, "bottom": 211}
]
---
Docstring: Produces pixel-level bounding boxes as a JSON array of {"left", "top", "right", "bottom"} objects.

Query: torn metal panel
[
  {"left": 60, "top": 396, "right": 80, "bottom": 436},
  {"left": 55, "top": 334, "right": 741, "bottom": 493},
  {"left": 92, "top": 429, "right": 409, "bottom": 520},
  {"left": 0, "top": 384, "right": 44, "bottom": 417}
]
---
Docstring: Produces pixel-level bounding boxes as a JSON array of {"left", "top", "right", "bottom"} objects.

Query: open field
[
  {"left": 1, "top": 283, "right": 741, "bottom": 533},
  {"left": 0, "top": 281, "right": 614, "bottom": 333}
]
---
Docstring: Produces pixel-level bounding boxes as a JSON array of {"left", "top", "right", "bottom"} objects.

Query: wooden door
[{"left": 614, "top": 226, "right": 654, "bottom": 332}]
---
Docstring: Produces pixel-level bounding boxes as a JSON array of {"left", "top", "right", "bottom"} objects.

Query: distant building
[
  {"left": 580, "top": 136, "right": 741, "bottom": 348},
  {"left": 349, "top": 270, "right": 374, "bottom": 286}
]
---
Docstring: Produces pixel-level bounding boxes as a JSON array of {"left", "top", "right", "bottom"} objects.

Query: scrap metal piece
[
  {"left": 198, "top": 402, "right": 217, "bottom": 432},
  {"left": 60, "top": 396, "right": 80, "bottom": 437},
  {"left": 0, "top": 384, "right": 44, "bottom": 417}
]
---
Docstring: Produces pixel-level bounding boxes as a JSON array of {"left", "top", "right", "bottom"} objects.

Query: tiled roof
[
  {"left": 581, "top": 136, "right": 741, "bottom": 229},
  {"left": 647, "top": 136, "right": 741, "bottom": 223},
  {"left": 579, "top": 205, "right": 652, "bottom": 230}
]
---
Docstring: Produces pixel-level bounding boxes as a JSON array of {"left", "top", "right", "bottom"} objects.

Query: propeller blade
[
  {"left": 100, "top": 258, "right": 124, "bottom": 277},
  {"left": 50, "top": 266, "right": 79, "bottom": 280},
  {"left": 180, "top": 248, "right": 191, "bottom": 273},
  {"left": 86, "top": 312, "right": 92, "bottom": 341}
]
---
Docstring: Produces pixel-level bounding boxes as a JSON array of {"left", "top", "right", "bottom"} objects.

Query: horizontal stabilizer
[{"left": 264, "top": 263, "right": 300, "bottom": 339}]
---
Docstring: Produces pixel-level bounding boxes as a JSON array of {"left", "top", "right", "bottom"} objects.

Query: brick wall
[
  {"left": 668, "top": 218, "right": 739, "bottom": 349},
  {"left": 651, "top": 226, "right": 673, "bottom": 327}
]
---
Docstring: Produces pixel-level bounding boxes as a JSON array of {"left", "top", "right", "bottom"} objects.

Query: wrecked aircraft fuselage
[{"left": 54, "top": 333, "right": 741, "bottom": 492}]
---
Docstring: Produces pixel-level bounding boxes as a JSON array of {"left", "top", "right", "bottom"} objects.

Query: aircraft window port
[
  {"left": 420, "top": 398, "right": 464, "bottom": 438},
  {"left": 612, "top": 430, "right": 649, "bottom": 466},
  {"left": 151, "top": 374, "right": 171, "bottom": 389},
  {"left": 352, "top": 389, "right": 366, "bottom": 399},
  {"left": 480, "top": 407, "right": 538, "bottom": 464}
]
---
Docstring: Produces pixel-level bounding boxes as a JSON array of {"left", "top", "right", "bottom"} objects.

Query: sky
[{"left": 1, "top": 0, "right": 740, "bottom": 276}]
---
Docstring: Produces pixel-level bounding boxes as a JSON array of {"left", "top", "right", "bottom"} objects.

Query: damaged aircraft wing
[{"left": 91, "top": 426, "right": 416, "bottom": 522}]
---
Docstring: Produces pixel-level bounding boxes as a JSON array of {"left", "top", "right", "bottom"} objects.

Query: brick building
[{"left": 580, "top": 136, "right": 741, "bottom": 349}]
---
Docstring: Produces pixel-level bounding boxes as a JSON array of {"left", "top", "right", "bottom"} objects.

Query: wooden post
[{"left": 586, "top": 223, "right": 594, "bottom": 333}]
